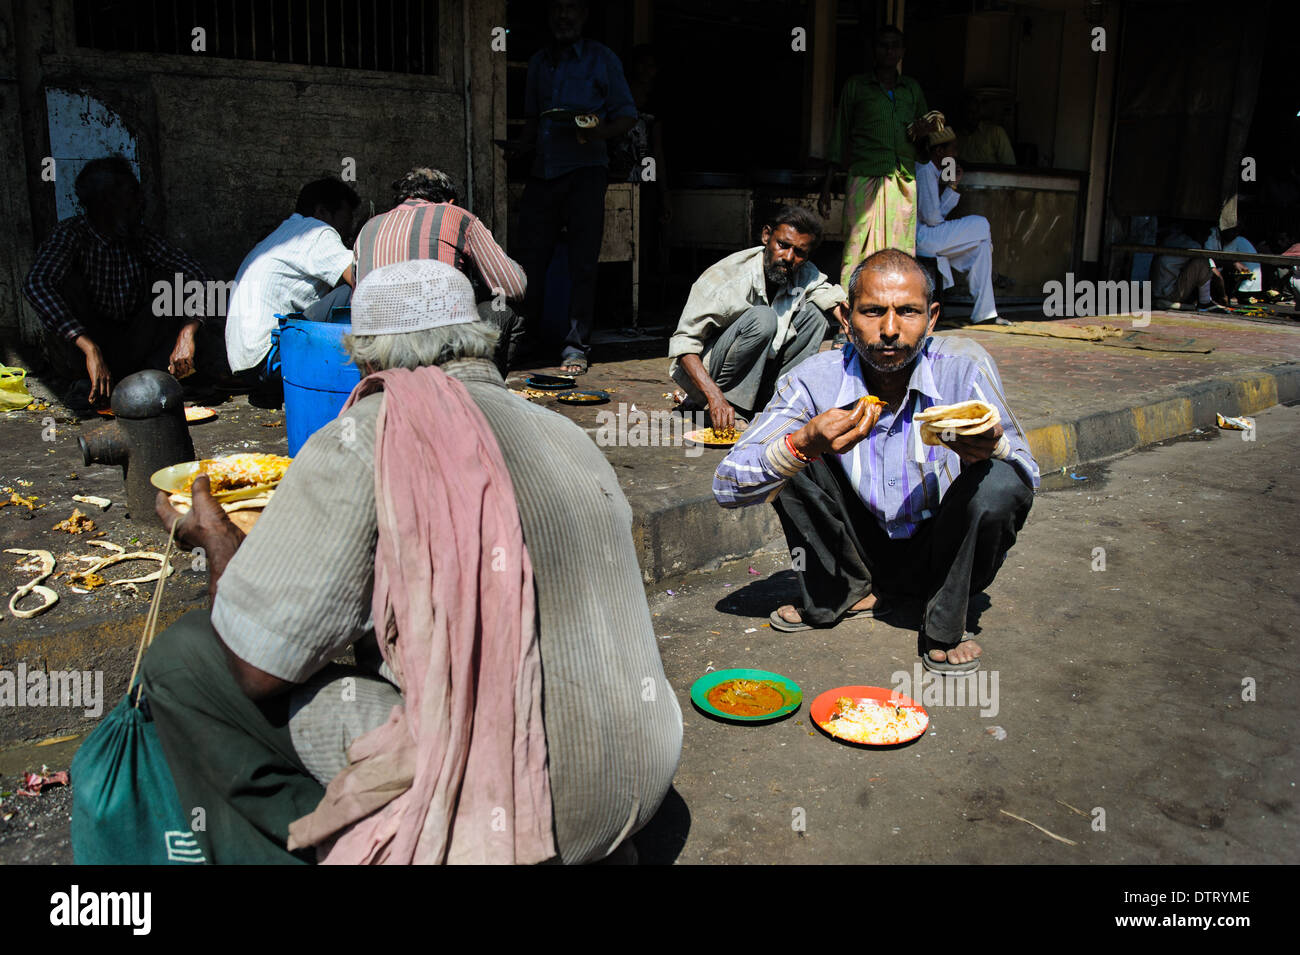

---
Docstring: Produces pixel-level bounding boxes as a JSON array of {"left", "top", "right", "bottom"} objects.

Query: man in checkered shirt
[{"left": 22, "top": 155, "right": 214, "bottom": 408}]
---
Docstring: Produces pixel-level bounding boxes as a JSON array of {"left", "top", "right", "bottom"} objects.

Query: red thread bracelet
[{"left": 785, "top": 432, "right": 817, "bottom": 463}]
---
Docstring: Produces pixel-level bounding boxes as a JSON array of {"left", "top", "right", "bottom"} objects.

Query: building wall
[
  {"left": 2, "top": 0, "right": 507, "bottom": 342},
  {"left": 1052, "top": 9, "right": 1099, "bottom": 173}
]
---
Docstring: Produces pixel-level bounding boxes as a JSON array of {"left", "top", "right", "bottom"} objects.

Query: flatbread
[{"left": 917, "top": 400, "right": 1000, "bottom": 445}]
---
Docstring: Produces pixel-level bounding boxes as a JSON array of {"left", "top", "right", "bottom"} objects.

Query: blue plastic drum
[{"left": 279, "top": 318, "right": 362, "bottom": 455}]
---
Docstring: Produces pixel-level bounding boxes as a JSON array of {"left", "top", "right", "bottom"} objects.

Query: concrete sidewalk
[
  {"left": 1, "top": 309, "right": 1298, "bottom": 748},
  {"left": 534, "top": 310, "right": 1300, "bottom": 582}
]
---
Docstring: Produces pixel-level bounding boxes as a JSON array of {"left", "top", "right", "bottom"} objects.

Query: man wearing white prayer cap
[{"left": 137, "top": 258, "right": 683, "bottom": 865}]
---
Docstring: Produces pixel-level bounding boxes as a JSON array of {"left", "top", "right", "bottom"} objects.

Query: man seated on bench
[{"left": 915, "top": 128, "right": 1006, "bottom": 325}]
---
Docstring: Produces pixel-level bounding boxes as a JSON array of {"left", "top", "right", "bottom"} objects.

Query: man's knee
[
  {"left": 139, "top": 610, "right": 226, "bottom": 700},
  {"left": 735, "top": 305, "right": 779, "bottom": 341},
  {"left": 962, "top": 458, "right": 1033, "bottom": 524},
  {"left": 970, "top": 215, "right": 991, "bottom": 242},
  {"left": 792, "top": 302, "right": 829, "bottom": 335}
]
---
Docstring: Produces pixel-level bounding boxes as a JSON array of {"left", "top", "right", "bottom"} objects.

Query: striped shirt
[
  {"left": 714, "top": 336, "right": 1040, "bottom": 539},
  {"left": 826, "top": 74, "right": 928, "bottom": 179},
  {"left": 22, "top": 215, "right": 211, "bottom": 341},
  {"left": 352, "top": 199, "right": 526, "bottom": 299}
]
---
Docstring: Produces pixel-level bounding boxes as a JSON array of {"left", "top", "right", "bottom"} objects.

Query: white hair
[{"left": 344, "top": 321, "right": 499, "bottom": 372}]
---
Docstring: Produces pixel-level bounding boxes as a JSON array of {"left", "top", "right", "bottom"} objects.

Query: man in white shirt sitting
[
  {"left": 915, "top": 129, "right": 1005, "bottom": 325},
  {"left": 224, "top": 178, "right": 360, "bottom": 400}
]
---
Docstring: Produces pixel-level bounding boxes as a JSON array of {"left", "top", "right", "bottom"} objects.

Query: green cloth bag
[{"left": 71, "top": 690, "right": 207, "bottom": 865}]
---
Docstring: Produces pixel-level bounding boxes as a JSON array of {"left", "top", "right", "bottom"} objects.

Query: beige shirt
[{"left": 667, "top": 246, "right": 846, "bottom": 380}]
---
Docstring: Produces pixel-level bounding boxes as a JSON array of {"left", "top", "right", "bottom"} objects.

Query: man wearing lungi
[{"left": 818, "top": 25, "right": 937, "bottom": 287}]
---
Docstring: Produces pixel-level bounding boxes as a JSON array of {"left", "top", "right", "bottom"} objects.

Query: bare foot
[
  {"left": 850, "top": 593, "right": 878, "bottom": 613},
  {"left": 928, "top": 637, "right": 982, "bottom": 665},
  {"left": 775, "top": 605, "right": 803, "bottom": 625}
]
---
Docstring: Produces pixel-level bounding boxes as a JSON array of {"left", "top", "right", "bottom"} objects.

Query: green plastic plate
[{"left": 689, "top": 668, "right": 802, "bottom": 723}]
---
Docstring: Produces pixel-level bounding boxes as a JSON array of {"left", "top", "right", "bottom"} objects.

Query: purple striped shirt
[{"left": 712, "top": 336, "right": 1039, "bottom": 538}]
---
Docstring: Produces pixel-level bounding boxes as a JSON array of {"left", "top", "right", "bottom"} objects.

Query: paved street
[
  {"left": 635, "top": 401, "right": 1300, "bottom": 864},
  {"left": 4, "top": 402, "right": 1297, "bottom": 864}
]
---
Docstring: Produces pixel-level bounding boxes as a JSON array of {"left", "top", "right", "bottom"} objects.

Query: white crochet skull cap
[{"left": 351, "top": 259, "right": 477, "bottom": 335}]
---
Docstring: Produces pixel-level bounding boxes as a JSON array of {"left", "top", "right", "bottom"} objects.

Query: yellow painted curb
[
  {"left": 1025, "top": 423, "right": 1077, "bottom": 472},
  {"left": 1233, "top": 374, "right": 1279, "bottom": 414},
  {"left": 1132, "top": 397, "right": 1195, "bottom": 446}
]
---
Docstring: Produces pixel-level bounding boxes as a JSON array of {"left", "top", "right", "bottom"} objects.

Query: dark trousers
[
  {"left": 514, "top": 167, "right": 608, "bottom": 361},
  {"left": 46, "top": 309, "right": 177, "bottom": 385},
  {"left": 772, "top": 456, "right": 1033, "bottom": 644},
  {"left": 300, "top": 283, "right": 353, "bottom": 322},
  {"left": 705, "top": 303, "right": 827, "bottom": 418},
  {"left": 140, "top": 611, "right": 323, "bottom": 864},
  {"left": 477, "top": 300, "right": 527, "bottom": 376},
  {"left": 44, "top": 269, "right": 229, "bottom": 387}
]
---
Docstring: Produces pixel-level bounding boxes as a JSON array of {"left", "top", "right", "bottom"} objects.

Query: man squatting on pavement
[
  {"left": 668, "top": 205, "right": 848, "bottom": 433},
  {"left": 713, "top": 249, "right": 1039, "bottom": 673}
]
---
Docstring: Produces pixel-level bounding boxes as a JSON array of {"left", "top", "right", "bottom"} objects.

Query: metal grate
[{"left": 73, "top": 0, "right": 439, "bottom": 75}]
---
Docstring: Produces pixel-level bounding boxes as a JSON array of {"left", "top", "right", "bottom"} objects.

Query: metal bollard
[{"left": 78, "top": 370, "right": 195, "bottom": 519}]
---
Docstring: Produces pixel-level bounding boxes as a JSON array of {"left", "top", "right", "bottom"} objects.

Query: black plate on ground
[
  {"left": 556, "top": 389, "right": 610, "bottom": 406},
  {"left": 525, "top": 374, "right": 576, "bottom": 390}
]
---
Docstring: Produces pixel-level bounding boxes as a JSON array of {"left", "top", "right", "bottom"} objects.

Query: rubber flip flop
[
  {"left": 768, "top": 601, "right": 889, "bottom": 633},
  {"left": 921, "top": 631, "right": 981, "bottom": 675}
]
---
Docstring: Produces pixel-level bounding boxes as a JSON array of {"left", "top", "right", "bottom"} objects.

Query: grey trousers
[{"left": 680, "top": 302, "right": 828, "bottom": 418}]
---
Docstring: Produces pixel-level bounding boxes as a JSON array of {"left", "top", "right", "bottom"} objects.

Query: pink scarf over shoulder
[{"left": 288, "top": 365, "right": 554, "bottom": 864}]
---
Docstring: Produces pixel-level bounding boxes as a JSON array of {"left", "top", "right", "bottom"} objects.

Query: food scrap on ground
[
  {"left": 0, "top": 490, "right": 44, "bottom": 510},
  {"left": 17, "top": 768, "right": 69, "bottom": 797},
  {"left": 5, "top": 548, "right": 58, "bottom": 618},
  {"left": 71, "top": 494, "right": 112, "bottom": 511},
  {"left": 67, "top": 571, "right": 109, "bottom": 593},
  {"left": 53, "top": 508, "right": 95, "bottom": 534}
]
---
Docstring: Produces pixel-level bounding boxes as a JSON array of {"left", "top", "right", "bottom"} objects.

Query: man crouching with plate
[
  {"left": 139, "top": 260, "right": 681, "bottom": 864},
  {"left": 713, "top": 248, "right": 1038, "bottom": 673}
]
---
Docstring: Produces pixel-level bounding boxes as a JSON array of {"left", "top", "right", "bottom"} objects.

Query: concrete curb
[
  {"left": 1023, "top": 361, "right": 1300, "bottom": 472},
  {"left": 6, "top": 363, "right": 1295, "bottom": 747},
  {"left": 632, "top": 361, "right": 1300, "bottom": 583}
]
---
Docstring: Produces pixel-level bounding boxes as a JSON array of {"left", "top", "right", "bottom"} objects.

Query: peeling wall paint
[{"left": 44, "top": 88, "right": 139, "bottom": 219}]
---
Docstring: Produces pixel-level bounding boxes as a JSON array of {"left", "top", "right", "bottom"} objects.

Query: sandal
[
  {"left": 921, "top": 631, "right": 981, "bottom": 675},
  {"left": 768, "top": 598, "right": 890, "bottom": 633}
]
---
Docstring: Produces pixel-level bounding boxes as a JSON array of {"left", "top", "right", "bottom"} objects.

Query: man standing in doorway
[
  {"left": 818, "top": 25, "right": 937, "bottom": 289},
  {"left": 514, "top": 0, "right": 638, "bottom": 376}
]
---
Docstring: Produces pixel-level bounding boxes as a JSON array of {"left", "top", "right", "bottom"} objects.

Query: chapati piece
[{"left": 916, "top": 399, "right": 1001, "bottom": 445}]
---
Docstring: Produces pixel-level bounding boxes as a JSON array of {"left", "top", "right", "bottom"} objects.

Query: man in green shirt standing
[{"left": 818, "top": 25, "right": 937, "bottom": 289}]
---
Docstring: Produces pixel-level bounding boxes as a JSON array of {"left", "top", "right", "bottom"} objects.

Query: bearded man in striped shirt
[
  {"left": 713, "top": 249, "right": 1038, "bottom": 674},
  {"left": 353, "top": 168, "right": 527, "bottom": 375}
]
